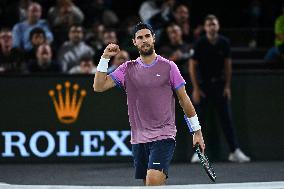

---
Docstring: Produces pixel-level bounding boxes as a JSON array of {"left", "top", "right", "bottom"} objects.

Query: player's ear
[{"left": 153, "top": 34, "right": 156, "bottom": 43}]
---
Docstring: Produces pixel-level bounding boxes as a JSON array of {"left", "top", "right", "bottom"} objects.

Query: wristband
[
  {"left": 184, "top": 114, "right": 201, "bottom": 133},
  {"left": 97, "top": 57, "right": 110, "bottom": 72}
]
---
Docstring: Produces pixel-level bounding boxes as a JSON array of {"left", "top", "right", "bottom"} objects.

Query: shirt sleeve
[
  {"left": 109, "top": 62, "right": 127, "bottom": 88},
  {"left": 169, "top": 61, "right": 186, "bottom": 90}
]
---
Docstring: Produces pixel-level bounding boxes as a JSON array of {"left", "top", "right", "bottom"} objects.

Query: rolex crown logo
[{"left": 49, "top": 81, "right": 86, "bottom": 124}]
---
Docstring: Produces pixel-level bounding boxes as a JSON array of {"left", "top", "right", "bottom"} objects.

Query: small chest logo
[{"left": 156, "top": 74, "right": 161, "bottom": 77}]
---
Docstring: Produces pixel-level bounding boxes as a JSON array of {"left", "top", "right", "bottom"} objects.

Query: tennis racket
[
  {"left": 194, "top": 144, "right": 216, "bottom": 182},
  {"left": 183, "top": 115, "right": 216, "bottom": 182}
]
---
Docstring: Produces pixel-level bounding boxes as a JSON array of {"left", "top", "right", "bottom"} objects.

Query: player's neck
[{"left": 140, "top": 52, "right": 157, "bottom": 65}]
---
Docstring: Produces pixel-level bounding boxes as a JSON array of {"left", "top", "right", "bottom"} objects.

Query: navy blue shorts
[{"left": 132, "top": 138, "right": 176, "bottom": 179}]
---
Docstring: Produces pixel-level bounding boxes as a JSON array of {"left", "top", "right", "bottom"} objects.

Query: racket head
[{"left": 194, "top": 144, "right": 217, "bottom": 182}]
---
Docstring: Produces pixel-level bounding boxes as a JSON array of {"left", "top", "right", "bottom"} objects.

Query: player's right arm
[{"left": 93, "top": 44, "right": 120, "bottom": 92}]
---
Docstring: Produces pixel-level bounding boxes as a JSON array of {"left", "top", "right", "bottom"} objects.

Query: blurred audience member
[
  {"left": 274, "top": 3, "right": 284, "bottom": 47},
  {"left": 102, "top": 29, "right": 118, "bottom": 45},
  {"left": 139, "top": 0, "right": 160, "bottom": 23},
  {"left": 189, "top": 15, "right": 250, "bottom": 163},
  {"left": 12, "top": 2, "right": 53, "bottom": 51},
  {"left": 192, "top": 25, "right": 204, "bottom": 42},
  {"left": 0, "top": 28, "right": 25, "bottom": 73},
  {"left": 25, "top": 27, "right": 47, "bottom": 62},
  {"left": 58, "top": 24, "right": 94, "bottom": 72},
  {"left": 94, "top": 0, "right": 119, "bottom": 27},
  {"left": 147, "top": 0, "right": 175, "bottom": 42},
  {"left": 48, "top": 0, "right": 84, "bottom": 49},
  {"left": 28, "top": 43, "right": 60, "bottom": 73},
  {"left": 0, "top": 0, "right": 31, "bottom": 28},
  {"left": 264, "top": 44, "right": 284, "bottom": 67},
  {"left": 147, "top": 0, "right": 175, "bottom": 27},
  {"left": 48, "top": 0, "right": 84, "bottom": 28},
  {"left": 107, "top": 50, "right": 129, "bottom": 74},
  {"left": 171, "top": 4, "right": 191, "bottom": 41},
  {"left": 94, "top": 29, "right": 118, "bottom": 62},
  {"left": 264, "top": 3, "right": 284, "bottom": 66},
  {"left": 274, "top": 3, "right": 284, "bottom": 46},
  {"left": 77, "top": 0, "right": 119, "bottom": 27},
  {"left": 120, "top": 16, "right": 140, "bottom": 59},
  {"left": 18, "top": 0, "right": 32, "bottom": 21},
  {"left": 30, "top": 27, "right": 46, "bottom": 47},
  {"left": 69, "top": 55, "right": 96, "bottom": 74},
  {"left": 161, "top": 23, "right": 191, "bottom": 76},
  {"left": 85, "top": 22, "right": 105, "bottom": 53},
  {"left": 73, "top": 0, "right": 94, "bottom": 27}
]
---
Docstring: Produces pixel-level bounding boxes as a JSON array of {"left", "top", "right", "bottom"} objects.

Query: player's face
[
  {"left": 133, "top": 29, "right": 155, "bottom": 56},
  {"left": 204, "top": 19, "right": 219, "bottom": 35}
]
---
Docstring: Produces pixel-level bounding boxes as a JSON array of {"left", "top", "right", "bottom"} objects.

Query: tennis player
[{"left": 93, "top": 22, "right": 205, "bottom": 186}]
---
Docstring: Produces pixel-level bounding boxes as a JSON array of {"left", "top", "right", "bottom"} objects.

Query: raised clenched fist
[{"left": 102, "top": 43, "right": 120, "bottom": 59}]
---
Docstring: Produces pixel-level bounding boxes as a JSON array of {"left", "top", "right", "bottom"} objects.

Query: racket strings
[{"left": 195, "top": 145, "right": 217, "bottom": 182}]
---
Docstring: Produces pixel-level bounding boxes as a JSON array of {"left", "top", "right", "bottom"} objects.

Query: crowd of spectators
[{"left": 0, "top": 0, "right": 282, "bottom": 74}]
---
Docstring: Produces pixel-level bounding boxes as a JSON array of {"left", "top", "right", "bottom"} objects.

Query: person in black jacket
[{"left": 189, "top": 15, "right": 250, "bottom": 163}]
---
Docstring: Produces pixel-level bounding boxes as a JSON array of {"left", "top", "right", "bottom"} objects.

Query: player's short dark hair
[
  {"left": 29, "top": 27, "right": 46, "bottom": 40},
  {"left": 204, "top": 14, "right": 219, "bottom": 24},
  {"left": 132, "top": 22, "right": 154, "bottom": 39}
]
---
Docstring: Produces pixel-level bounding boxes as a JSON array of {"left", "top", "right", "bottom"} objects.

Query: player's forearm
[
  {"left": 181, "top": 98, "right": 202, "bottom": 132},
  {"left": 224, "top": 58, "right": 232, "bottom": 88},
  {"left": 93, "top": 72, "right": 108, "bottom": 92},
  {"left": 179, "top": 95, "right": 197, "bottom": 118},
  {"left": 177, "top": 89, "right": 201, "bottom": 132},
  {"left": 93, "top": 55, "right": 111, "bottom": 92},
  {"left": 189, "top": 59, "right": 200, "bottom": 89}
]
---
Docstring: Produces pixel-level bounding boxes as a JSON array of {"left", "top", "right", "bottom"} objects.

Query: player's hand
[
  {"left": 192, "top": 88, "right": 206, "bottom": 104},
  {"left": 193, "top": 129, "right": 205, "bottom": 153},
  {"left": 102, "top": 43, "right": 120, "bottom": 59},
  {"left": 223, "top": 87, "right": 231, "bottom": 100}
]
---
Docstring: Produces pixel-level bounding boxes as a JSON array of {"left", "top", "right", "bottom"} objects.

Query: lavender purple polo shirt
[{"left": 110, "top": 55, "right": 185, "bottom": 144}]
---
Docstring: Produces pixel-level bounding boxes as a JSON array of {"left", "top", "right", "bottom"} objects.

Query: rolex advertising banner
[
  {"left": 1, "top": 73, "right": 284, "bottom": 163},
  {"left": 0, "top": 75, "right": 132, "bottom": 163}
]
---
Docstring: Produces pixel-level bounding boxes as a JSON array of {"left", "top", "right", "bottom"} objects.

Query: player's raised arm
[{"left": 93, "top": 43, "right": 120, "bottom": 92}]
